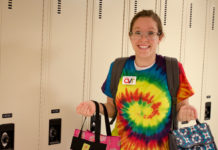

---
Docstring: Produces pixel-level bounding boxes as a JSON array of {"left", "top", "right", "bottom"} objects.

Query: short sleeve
[
  {"left": 101, "top": 62, "right": 114, "bottom": 98},
  {"left": 177, "top": 62, "right": 194, "bottom": 103}
]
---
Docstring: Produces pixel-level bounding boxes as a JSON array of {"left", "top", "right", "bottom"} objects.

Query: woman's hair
[{"left": 129, "top": 10, "right": 163, "bottom": 36}]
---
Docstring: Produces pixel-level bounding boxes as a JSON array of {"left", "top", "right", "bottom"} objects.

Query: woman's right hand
[{"left": 76, "top": 100, "right": 96, "bottom": 117}]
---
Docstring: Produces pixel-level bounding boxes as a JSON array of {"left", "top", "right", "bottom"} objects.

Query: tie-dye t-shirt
[{"left": 101, "top": 55, "right": 194, "bottom": 150}]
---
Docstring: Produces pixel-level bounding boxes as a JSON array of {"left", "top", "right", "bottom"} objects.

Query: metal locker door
[
  {"left": 158, "top": 0, "right": 183, "bottom": 59},
  {"left": 180, "top": 0, "right": 207, "bottom": 127},
  {"left": 40, "top": 0, "right": 87, "bottom": 149},
  {"left": 127, "top": 0, "right": 157, "bottom": 56},
  {"left": 89, "top": 0, "right": 125, "bottom": 102},
  {"left": 201, "top": 0, "right": 218, "bottom": 144},
  {"left": 0, "top": 0, "right": 43, "bottom": 149}
]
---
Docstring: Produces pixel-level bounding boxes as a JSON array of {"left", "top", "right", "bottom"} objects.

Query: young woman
[{"left": 76, "top": 10, "right": 197, "bottom": 150}]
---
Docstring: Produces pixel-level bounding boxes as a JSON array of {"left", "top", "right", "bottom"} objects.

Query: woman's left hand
[{"left": 177, "top": 104, "right": 198, "bottom": 122}]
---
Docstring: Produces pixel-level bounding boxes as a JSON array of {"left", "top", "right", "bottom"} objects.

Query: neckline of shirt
[{"left": 134, "top": 61, "right": 155, "bottom": 71}]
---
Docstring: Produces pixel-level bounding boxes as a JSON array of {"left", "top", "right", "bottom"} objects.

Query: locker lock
[
  {"left": 0, "top": 123, "right": 14, "bottom": 150},
  {"left": 1, "top": 132, "right": 9, "bottom": 148},
  {"left": 204, "top": 102, "right": 211, "bottom": 120},
  {"left": 49, "top": 118, "right": 61, "bottom": 145}
]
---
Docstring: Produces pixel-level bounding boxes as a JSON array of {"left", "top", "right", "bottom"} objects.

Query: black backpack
[{"left": 109, "top": 56, "right": 179, "bottom": 131}]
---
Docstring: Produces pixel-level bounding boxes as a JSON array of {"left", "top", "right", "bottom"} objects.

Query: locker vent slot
[
  {"left": 57, "top": 0, "right": 62, "bottom": 14},
  {"left": 134, "top": 0, "right": 138, "bottom": 15},
  {"left": 189, "top": 3, "right": 193, "bottom": 28},
  {"left": 212, "top": 7, "right": 215, "bottom": 30},
  {"left": 164, "top": 0, "right": 168, "bottom": 26},
  {"left": 8, "top": 0, "right": 13, "bottom": 9},
  {"left": 99, "top": 0, "right": 103, "bottom": 19}
]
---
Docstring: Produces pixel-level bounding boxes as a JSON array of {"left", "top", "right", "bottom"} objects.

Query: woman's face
[{"left": 130, "top": 17, "right": 163, "bottom": 60}]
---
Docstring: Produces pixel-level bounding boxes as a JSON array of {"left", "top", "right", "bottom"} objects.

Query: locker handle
[{"left": 204, "top": 102, "right": 211, "bottom": 120}]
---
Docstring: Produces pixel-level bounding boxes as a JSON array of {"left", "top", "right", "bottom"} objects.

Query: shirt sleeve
[
  {"left": 101, "top": 62, "right": 114, "bottom": 98},
  {"left": 177, "top": 62, "right": 194, "bottom": 103}
]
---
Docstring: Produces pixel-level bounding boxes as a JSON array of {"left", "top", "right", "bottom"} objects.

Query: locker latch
[
  {"left": 49, "top": 118, "right": 61, "bottom": 145},
  {"left": 204, "top": 102, "right": 211, "bottom": 120},
  {"left": 0, "top": 123, "right": 14, "bottom": 150}
]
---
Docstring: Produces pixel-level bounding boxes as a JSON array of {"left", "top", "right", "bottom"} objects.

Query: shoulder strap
[
  {"left": 109, "top": 57, "right": 129, "bottom": 124},
  {"left": 165, "top": 56, "right": 180, "bottom": 130}
]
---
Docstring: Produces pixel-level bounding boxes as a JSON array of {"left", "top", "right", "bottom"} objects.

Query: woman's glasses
[{"left": 129, "top": 31, "right": 161, "bottom": 41}]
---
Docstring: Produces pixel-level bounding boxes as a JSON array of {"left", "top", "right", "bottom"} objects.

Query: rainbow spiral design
[{"left": 114, "top": 85, "right": 170, "bottom": 150}]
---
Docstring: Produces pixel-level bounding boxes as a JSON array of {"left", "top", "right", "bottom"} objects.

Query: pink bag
[{"left": 71, "top": 101, "right": 120, "bottom": 150}]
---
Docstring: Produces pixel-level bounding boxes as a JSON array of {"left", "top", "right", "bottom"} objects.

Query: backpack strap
[
  {"left": 165, "top": 56, "right": 180, "bottom": 130},
  {"left": 109, "top": 57, "right": 129, "bottom": 124}
]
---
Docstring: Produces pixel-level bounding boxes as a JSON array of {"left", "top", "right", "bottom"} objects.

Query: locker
[
  {"left": 89, "top": 0, "right": 125, "bottom": 102},
  {"left": 39, "top": 0, "right": 87, "bottom": 149},
  {"left": 180, "top": 0, "right": 207, "bottom": 127},
  {"left": 0, "top": 0, "right": 43, "bottom": 149},
  {"left": 88, "top": 0, "right": 125, "bottom": 133},
  {"left": 158, "top": 0, "right": 183, "bottom": 59},
  {"left": 127, "top": 0, "right": 157, "bottom": 56},
  {"left": 201, "top": 0, "right": 218, "bottom": 144}
]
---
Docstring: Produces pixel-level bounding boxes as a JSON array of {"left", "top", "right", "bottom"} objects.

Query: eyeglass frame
[{"left": 129, "top": 31, "right": 161, "bottom": 40}]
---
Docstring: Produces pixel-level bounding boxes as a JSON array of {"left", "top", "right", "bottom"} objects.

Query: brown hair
[{"left": 129, "top": 10, "right": 163, "bottom": 36}]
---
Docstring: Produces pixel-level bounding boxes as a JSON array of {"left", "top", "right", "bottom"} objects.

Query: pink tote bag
[{"left": 71, "top": 101, "right": 120, "bottom": 150}]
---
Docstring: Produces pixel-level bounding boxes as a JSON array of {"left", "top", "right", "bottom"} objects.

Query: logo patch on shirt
[{"left": 122, "top": 76, "right": 136, "bottom": 85}]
